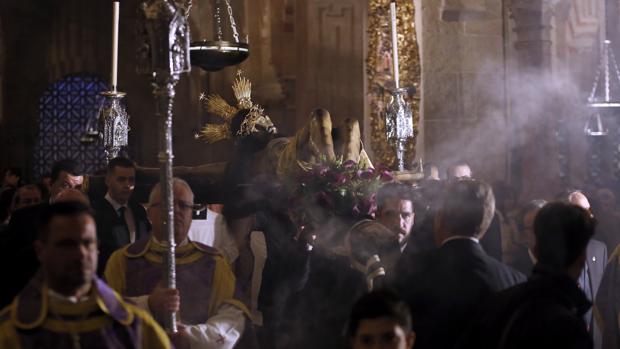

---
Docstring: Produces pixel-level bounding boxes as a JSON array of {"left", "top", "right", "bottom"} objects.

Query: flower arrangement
[{"left": 290, "top": 159, "right": 394, "bottom": 220}]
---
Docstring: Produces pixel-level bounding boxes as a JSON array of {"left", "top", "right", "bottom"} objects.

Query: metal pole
[
  {"left": 138, "top": 0, "right": 191, "bottom": 333},
  {"left": 156, "top": 82, "right": 177, "bottom": 332}
]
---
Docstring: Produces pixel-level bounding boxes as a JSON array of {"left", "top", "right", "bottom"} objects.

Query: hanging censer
[{"left": 190, "top": 0, "right": 249, "bottom": 71}]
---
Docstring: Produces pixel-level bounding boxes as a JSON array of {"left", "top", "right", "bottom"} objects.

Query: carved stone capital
[
  {"left": 508, "top": 0, "right": 557, "bottom": 31},
  {"left": 440, "top": 0, "right": 489, "bottom": 21},
  {"left": 507, "top": 0, "right": 567, "bottom": 69},
  {"left": 508, "top": 0, "right": 563, "bottom": 13}
]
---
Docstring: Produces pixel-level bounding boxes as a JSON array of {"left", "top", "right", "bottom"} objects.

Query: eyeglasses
[{"left": 150, "top": 201, "right": 195, "bottom": 211}]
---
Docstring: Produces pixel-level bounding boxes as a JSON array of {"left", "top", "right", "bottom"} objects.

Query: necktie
[
  {"left": 118, "top": 207, "right": 131, "bottom": 240},
  {"left": 579, "top": 264, "right": 593, "bottom": 332}
]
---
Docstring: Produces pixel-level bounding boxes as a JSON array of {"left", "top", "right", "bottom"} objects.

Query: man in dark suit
[
  {"left": 446, "top": 161, "right": 503, "bottom": 261},
  {"left": 561, "top": 189, "right": 607, "bottom": 349},
  {"left": 457, "top": 202, "right": 596, "bottom": 349},
  {"left": 596, "top": 245, "right": 620, "bottom": 349},
  {"left": 512, "top": 196, "right": 606, "bottom": 348},
  {"left": 510, "top": 199, "right": 547, "bottom": 276},
  {"left": 393, "top": 179, "right": 525, "bottom": 349},
  {"left": 92, "top": 157, "right": 150, "bottom": 275}
]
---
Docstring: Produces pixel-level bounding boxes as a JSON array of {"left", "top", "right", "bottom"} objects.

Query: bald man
[
  {"left": 561, "top": 190, "right": 607, "bottom": 349},
  {"left": 105, "top": 179, "right": 249, "bottom": 349},
  {"left": 50, "top": 188, "right": 90, "bottom": 205}
]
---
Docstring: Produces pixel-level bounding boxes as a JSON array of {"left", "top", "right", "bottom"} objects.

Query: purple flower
[
  {"left": 343, "top": 160, "right": 357, "bottom": 169},
  {"left": 312, "top": 164, "right": 330, "bottom": 177},
  {"left": 361, "top": 170, "right": 375, "bottom": 180},
  {"left": 380, "top": 170, "right": 394, "bottom": 182},
  {"left": 375, "top": 163, "right": 389, "bottom": 172},
  {"left": 329, "top": 172, "right": 347, "bottom": 185}
]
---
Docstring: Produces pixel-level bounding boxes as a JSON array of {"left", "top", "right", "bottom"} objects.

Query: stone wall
[{"left": 421, "top": 0, "right": 508, "bottom": 182}]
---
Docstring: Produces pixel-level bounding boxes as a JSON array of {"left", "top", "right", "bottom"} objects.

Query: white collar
[
  {"left": 105, "top": 193, "right": 127, "bottom": 212},
  {"left": 47, "top": 288, "right": 90, "bottom": 304},
  {"left": 441, "top": 235, "right": 480, "bottom": 246},
  {"left": 152, "top": 235, "right": 190, "bottom": 247}
]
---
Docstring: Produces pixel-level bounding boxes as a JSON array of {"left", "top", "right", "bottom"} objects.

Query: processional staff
[{"left": 137, "top": 0, "right": 191, "bottom": 333}]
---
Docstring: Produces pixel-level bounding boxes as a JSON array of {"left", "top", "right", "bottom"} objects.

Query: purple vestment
[
  {"left": 123, "top": 236, "right": 220, "bottom": 325},
  {"left": 0, "top": 273, "right": 143, "bottom": 348}
]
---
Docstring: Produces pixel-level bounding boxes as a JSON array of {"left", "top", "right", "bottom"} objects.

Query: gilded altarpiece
[{"left": 367, "top": 0, "right": 420, "bottom": 168}]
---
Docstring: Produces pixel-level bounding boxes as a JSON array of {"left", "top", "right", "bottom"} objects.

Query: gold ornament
[
  {"left": 197, "top": 70, "right": 275, "bottom": 143},
  {"left": 200, "top": 123, "right": 232, "bottom": 144},
  {"left": 202, "top": 93, "right": 237, "bottom": 121},
  {"left": 232, "top": 72, "right": 253, "bottom": 110},
  {"left": 367, "top": 0, "right": 421, "bottom": 168}
]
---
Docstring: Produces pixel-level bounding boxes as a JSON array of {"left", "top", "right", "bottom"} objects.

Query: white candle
[
  {"left": 390, "top": 1, "right": 400, "bottom": 89},
  {"left": 112, "top": 1, "right": 120, "bottom": 91}
]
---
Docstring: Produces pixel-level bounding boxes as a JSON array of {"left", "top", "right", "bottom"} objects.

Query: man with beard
[
  {"left": 375, "top": 183, "right": 415, "bottom": 253},
  {"left": 0, "top": 201, "right": 170, "bottom": 348}
]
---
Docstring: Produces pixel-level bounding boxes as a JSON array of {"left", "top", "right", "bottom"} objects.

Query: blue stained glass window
[{"left": 33, "top": 75, "right": 108, "bottom": 178}]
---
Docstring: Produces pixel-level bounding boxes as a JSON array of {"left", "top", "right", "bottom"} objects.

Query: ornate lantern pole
[
  {"left": 385, "top": 1, "right": 415, "bottom": 171},
  {"left": 137, "top": 0, "right": 191, "bottom": 333},
  {"left": 100, "top": 1, "right": 130, "bottom": 162}
]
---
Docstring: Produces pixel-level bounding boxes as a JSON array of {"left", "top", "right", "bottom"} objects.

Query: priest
[
  {"left": 104, "top": 178, "right": 249, "bottom": 349},
  {"left": 0, "top": 201, "right": 170, "bottom": 348}
]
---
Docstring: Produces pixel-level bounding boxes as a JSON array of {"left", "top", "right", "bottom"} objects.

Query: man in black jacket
[
  {"left": 446, "top": 161, "right": 503, "bottom": 261},
  {"left": 457, "top": 202, "right": 595, "bottom": 349},
  {"left": 393, "top": 179, "right": 525, "bottom": 349},
  {"left": 561, "top": 189, "right": 607, "bottom": 349},
  {"left": 92, "top": 157, "right": 150, "bottom": 275}
]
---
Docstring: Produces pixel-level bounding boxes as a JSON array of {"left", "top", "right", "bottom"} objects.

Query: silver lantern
[
  {"left": 385, "top": 88, "right": 414, "bottom": 171},
  {"left": 99, "top": 91, "right": 130, "bottom": 161}
]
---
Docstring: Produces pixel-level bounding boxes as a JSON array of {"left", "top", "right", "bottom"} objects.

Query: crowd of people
[{"left": 0, "top": 157, "right": 619, "bottom": 349}]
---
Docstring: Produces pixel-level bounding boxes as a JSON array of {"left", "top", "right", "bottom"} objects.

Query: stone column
[
  {"left": 508, "top": 0, "right": 562, "bottom": 200},
  {"left": 509, "top": 0, "right": 557, "bottom": 70}
]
